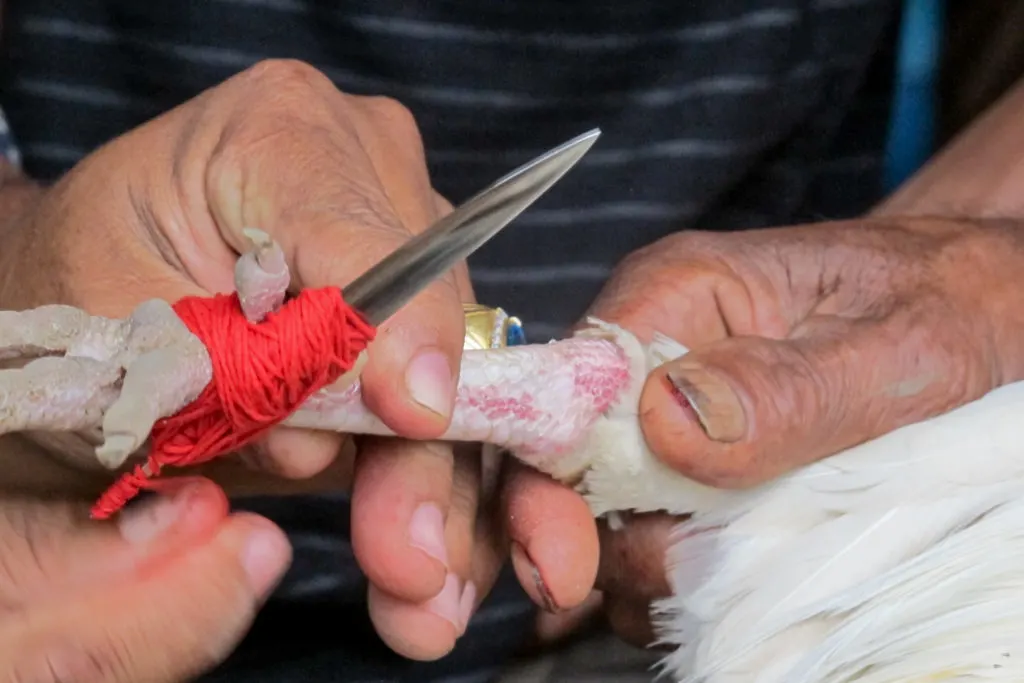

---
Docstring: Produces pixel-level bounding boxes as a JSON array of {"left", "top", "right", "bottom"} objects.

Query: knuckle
[
  {"left": 241, "top": 58, "right": 333, "bottom": 95},
  {"left": 215, "top": 110, "right": 313, "bottom": 162},
  {"left": 614, "top": 240, "right": 662, "bottom": 275},
  {"left": 357, "top": 95, "right": 422, "bottom": 142},
  {"left": 218, "top": 61, "right": 346, "bottom": 157},
  {"left": 613, "top": 231, "right": 715, "bottom": 281},
  {"left": 290, "top": 219, "right": 405, "bottom": 285},
  {"left": 660, "top": 228, "right": 721, "bottom": 255}
]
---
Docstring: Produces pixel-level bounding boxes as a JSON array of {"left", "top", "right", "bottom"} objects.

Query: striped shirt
[{"left": 0, "top": 1, "right": 901, "bottom": 681}]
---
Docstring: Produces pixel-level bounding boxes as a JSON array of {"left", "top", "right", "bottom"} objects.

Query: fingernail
[
  {"left": 459, "top": 580, "right": 477, "bottom": 632},
  {"left": 241, "top": 526, "right": 292, "bottom": 598},
  {"left": 512, "top": 542, "right": 560, "bottom": 613},
  {"left": 424, "top": 572, "right": 463, "bottom": 631},
  {"left": 405, "top": 349, "right": 453, "bottom": 418},
  {"left": 118, "top": 486, "right": 196, "bottom": 545},
  {"left": 409, "top": 502, "right": 449, "bottom": 567},
  {"left": 666, "top": 361, "right": 747, "bottom": 442}
]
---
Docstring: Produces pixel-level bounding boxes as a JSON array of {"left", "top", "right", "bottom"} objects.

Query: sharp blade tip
[
  {"left": 561, "top": 128, "right": 601, "bottom": 159},
  {"left": 536, "top": 128, "right": 602, "bottom": 176},
  {"left": 569, "top": 127, "right": 602, "bottom": 149}
]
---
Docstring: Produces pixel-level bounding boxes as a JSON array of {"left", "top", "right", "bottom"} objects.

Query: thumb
[
  {"left": 639, "top": 312, "right": 994, "bottom": 488},
  {"left": 0, "top": 483, "right": 292, "bottom": 683}
]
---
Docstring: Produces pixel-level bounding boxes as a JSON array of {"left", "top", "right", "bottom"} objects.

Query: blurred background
[{"left": 889, "top": 0, "right": 1024, "bottom": 189}]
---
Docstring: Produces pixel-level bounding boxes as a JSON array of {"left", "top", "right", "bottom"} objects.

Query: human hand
[
  {"left": 576, "top": 216, "right": 1024, "bottom": 646},
  {"left": 0, "top": 59, "right": 545, "bottom": 660},
  {"left": 0, "top": 476, "right": 291, "bottom": 682}
]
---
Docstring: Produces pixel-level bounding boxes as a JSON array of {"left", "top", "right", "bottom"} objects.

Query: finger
[
  {"left": 594, "top": 513, "right": 675, "bottom": 602},
  {"left": 583, "top": 233, "right": 787, "bottom": 348},
  {"left": 227, "top": 202, "right": 465, "bottom": 443},
  {"left": 247, "top": 426, "right": 351, "bottom": 480},
  {"left": 586, "top": 252, "right": 744, "bottom": 347},
  {"left": 202, "top": 64, "right": 465, "bottom": 441},
  {"left": 350, "top": 438, "right": 454, "bottom": 601},
  {"left": 3, "top": 511, "right": 291, "bottom": 683},
  {"left": 503, "top": 461, "right": 599, "bottom": 613},
  {"left": 356, "top": 441, "right": 483, "bottom": 661},
  {"left": 373, "top": 445, "right": 508, "bottom": 660},
  {"left": 641, "top": 305, "right": 996, "bottom": 488},
  {"left": 367, "top": 509, "right": 503, "bottom": 663},
  {"left": 447, "top": 444, "right": 507, "bottom": 632},
  {"left": 346, "top": 95, "right": 440, "bottom": 236},
  {"left": 346, "top": 98, "right": 472, "bottom": 300},
  {"left": 0, "top": 477, "right": 228, "bottom": 607},
  {"left": 356, "top": 283, "right": 465, "bottom": 439}
]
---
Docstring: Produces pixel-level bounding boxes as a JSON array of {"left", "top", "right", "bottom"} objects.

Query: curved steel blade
[{"left": 343, "top": 128, "right": 601, "bottom": 326}]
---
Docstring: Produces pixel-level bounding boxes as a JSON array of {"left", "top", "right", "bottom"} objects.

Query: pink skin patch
[
  {"left": 462, "top": 385, "right": 544, "bottom": 423},
  {"left": 574, "top": 349, "right": 630, "bottom": 415}
]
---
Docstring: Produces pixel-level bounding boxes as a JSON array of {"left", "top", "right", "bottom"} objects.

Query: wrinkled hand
[
  {"left": 581, "top": 216, "right": 1024, "bottom": 646},
  {"left": 0, "top": 479, "right": 291, "bottom": 682},
  {"left": 0, "top": 59, "right": 558, "bottom": 661}
]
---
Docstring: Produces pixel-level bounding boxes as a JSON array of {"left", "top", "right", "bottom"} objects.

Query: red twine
[{"left": 90, "top": 287, "right": 376, "bottom": 520}]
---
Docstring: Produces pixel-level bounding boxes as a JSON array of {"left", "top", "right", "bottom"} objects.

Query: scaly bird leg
[
  {"left": 0, "top": 356, "right": 122, "bottom": 433},
  {"left": 0, "top": 306, "right": 129, "bottom": 449}
]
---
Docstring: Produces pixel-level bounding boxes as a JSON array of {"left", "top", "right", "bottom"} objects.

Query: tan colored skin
[
  {"left": 587, "top": 76, "right": 1024, "bottom": 648},
  {"left": 0, "top": 58, "right": 598, "bottom": 671}
]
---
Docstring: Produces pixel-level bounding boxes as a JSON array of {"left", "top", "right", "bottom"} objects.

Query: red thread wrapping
[{"left": 91, "top": 287, "right": 376, "bottom": 520}]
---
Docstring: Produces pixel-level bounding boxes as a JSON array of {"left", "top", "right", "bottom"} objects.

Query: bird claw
[
  {"left": 236, "top": 226, "right": 290, "bottom": 322},
  {"left": 94, "top": 433, "right": 141, "bottom": 470},
  {"left": 0, "top": 230, "right": 295, "bottom": 470}
]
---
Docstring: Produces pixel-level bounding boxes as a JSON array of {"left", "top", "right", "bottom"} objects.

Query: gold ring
[{"left": 463, "top": 303, "right": 526, "bottom": 350}]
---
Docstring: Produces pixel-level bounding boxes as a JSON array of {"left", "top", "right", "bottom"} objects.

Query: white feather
[{"left": 538, "top": 321, "right": 1024, "bottom": 683}]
